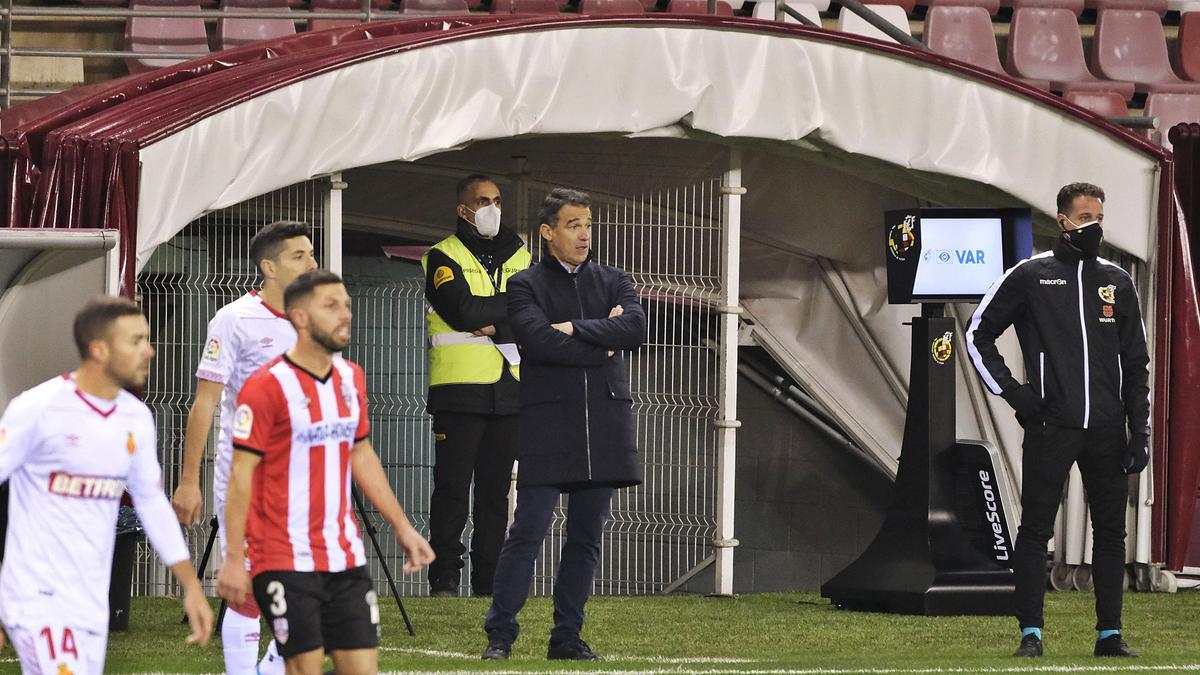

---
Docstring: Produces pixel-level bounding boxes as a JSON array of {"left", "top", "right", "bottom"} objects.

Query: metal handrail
[
  {"left": 837, "top": 0, "right": 928, "bottom": 51},
  {"left": 0, "top": 7, "right": 396, "bottom": 20},
  {"left": 777, "top": 2, "right": 817, "bottom": 27}
]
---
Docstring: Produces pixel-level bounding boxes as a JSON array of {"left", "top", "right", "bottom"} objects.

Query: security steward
[
  {"left": 422, "top": 174, "right": 530, "bottom": 597},
  {"left": 966, "top": 182, "right": 1150, "bottom": 659}
]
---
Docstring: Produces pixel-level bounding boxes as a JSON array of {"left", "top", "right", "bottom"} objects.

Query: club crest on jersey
[
  {"left": 201, "top": 337, "right": 221, "bottom": 365},
  {"left": 273, "top": 618, "right": 289, "bottom": 645},
  {"left": 233, "top": 404, "right": 254, "bottom": 440},
  {"left": 48, "top": 471, "right": 125, "bottom": 500},
  {"left": 56, "top": 664, "right": 74, "bottom": 675},
  {"left": 1098, "top": 284, "right": 1116, "bottom": 304},
  {"left": 932, "top": 331, "right": 953, "bottom": 365},
  {"left": 127, "top": 432, "right": 136, "bottom": 455}
]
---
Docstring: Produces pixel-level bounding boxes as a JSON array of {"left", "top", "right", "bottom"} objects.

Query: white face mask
[{"left": 468, "top": 203, "right": 501, "bottom": 238}]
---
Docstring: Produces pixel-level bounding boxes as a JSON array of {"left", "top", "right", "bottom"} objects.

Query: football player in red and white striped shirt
[
  {"left": 0, "top": 297, "right": 213, "bottom": 674},
  {"left": 216, "top": 270, "right": 433, "bottom": 675}
]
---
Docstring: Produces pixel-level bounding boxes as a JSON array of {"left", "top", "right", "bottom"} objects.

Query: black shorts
[{"left": 253, "top": 566, "right": 380, "bottom": 658}]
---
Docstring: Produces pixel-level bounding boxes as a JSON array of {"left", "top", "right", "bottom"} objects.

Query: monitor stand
[{"left": 820, "top": 303, "right": 1015, "bottom": 615}]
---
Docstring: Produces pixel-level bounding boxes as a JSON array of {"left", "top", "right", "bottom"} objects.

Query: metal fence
[{"left": 132, "top": 170, "right": 728, "bottom": 598}]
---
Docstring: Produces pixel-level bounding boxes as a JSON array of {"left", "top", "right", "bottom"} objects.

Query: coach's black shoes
[
  {"left": 481, "top": 640, "right": 511, "bottom": 660},
  {"left": 1094, "top": 634, "right": 1139, "bottom": 657},
  {"left": 548, "top": 638, "right": 600, "bottom": 661},
  {"left": 1013, "top": 634, "right": 1043, "bottom": 657}
]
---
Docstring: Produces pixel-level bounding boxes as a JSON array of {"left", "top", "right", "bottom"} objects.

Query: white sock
[
  {"left": 257, "top": 638, "right": 286, "bottom": 675},
  {"left": 221, "top": 609, "right": 262, "bottom": 674}
]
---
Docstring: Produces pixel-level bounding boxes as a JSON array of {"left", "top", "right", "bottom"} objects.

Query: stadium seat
[
  {"left": 1176, "top": 11, "right": 1200, "bottom": 81},
  {"left": 1168, "top": 0, "right": 1200, "bottom": 11},
  {"left": 1001, "top": 0, "right": 1083, "bottom": 14},
  {"left": 923, "top": 6, "right": 1050, "bottom": 89},
  {"left": 864, "top": 0, "right": 915, "bottom": 13},
  {"left": 578, "top": 0, "right": 645, "bottom": 11},
  {"left": 400, "top": 0, "right": 471, "bottom": 13},
  {"left": 1092, "top": 8, "right": 1200, "bottom": 93},
  {"left": 921, "top": 0, "right": 1000, "bottom": 16},
  {"left": 751, "top": 0, "right": 822, "bottom": 22},
  {"left": 217, "top": 0, "right": 296, "bottom": 51},
  {"left": 125, "top": 0, "right": 211, "bottom": 74},
  {"left": 1007, "top": 8, "right": 1136, "bottom": 99},
  {"left": 308, "top": 0, "right": 368, "bottom": 31},
  {"left": 837, "top": 4, "right": 912, "bottom": 42},
  {"left": 1085, "top": 0, "right": 1165, "bottom": 12},
  {"left": 1145, "top": 93, "right": 1200, "bottom": 149},
  {"left": 491, "top": 0, "right": 561, "bottom": 12},
  {"left": 1063, "top": 90, "right": 1131, "bottom": 116},
  {"left": 666, "top": 0, "right": 735, "bottom": 12}
]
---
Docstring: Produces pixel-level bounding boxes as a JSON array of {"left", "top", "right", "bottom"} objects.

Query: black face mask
[{"left": 1064, "top": 221, "right": 1103, "bottom": 258}]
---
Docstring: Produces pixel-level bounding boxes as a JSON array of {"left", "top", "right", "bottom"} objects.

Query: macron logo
[
  {"left": 48, "top": 472, "right": 125, "bottom": 500},
  {"left": 1039, "top": 278, "right": 1068, "bottom": 286}
]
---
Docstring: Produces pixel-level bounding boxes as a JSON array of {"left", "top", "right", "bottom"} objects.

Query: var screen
[{"left": 911, "top": 218, "right": 1005, "bottom": 298}]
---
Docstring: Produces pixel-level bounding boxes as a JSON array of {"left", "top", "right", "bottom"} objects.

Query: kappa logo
[
  {"left": 1098, "top": 284, "right": 1117, "bottom": 304},
  {"left": 433, "top": 266, "right": 455, "bottom": 289},
  {"left": 888, "top": 216, "right": 918, "bottom": 261},
  {"left": 201, "top": 338, "right": 221, "bottom": 364},
  {"left": 932, "top": 331, "right": 953, "bottom": 365},
  {"left": 273, "top": 618, "right": 289, "bottom": 645},
  {"left": 233, "top": 404, "right": 254, "bottom": 440}
]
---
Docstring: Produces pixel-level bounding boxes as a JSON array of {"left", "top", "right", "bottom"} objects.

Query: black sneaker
[
  {"left": 547, "top": 639, "right": 600, "bottom": 661},
  {"left": 481, "top": 640, "right": 511, "bottom": 660},
  {"left": 1013, "top": 634, "right": 1043, "bottom": 657},
  {"left": 1094, "top": 634, "right": 1139, "bottom": 657}
]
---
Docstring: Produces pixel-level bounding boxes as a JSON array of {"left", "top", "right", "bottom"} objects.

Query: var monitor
[{"left": 886, "top": 208, "right": 1033, "bottom": 304}]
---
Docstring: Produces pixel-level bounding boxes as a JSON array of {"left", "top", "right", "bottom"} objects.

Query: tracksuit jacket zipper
[
  {"left": 572, "top": 274, "right": 593, "bottom": 480},
  {"left": 1075, "top": 261, "right": 1091, "bottom": 429}
]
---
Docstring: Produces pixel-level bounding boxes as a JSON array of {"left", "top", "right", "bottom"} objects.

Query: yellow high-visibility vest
[{"left": 421, "top": 235, "right": 530, "bottom": 386}]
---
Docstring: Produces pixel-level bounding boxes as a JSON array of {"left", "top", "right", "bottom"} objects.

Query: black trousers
[
  {"left": 428, "top": 411, "right": 518, "bottom": 595},
  {"left": 484, "top": 484, "right": 613, "bottom": 647},
  {"left": 1013, "top": 421, "right": 1129, "bottom": 631}
]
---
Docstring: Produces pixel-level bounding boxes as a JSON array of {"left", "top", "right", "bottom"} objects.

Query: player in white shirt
[
  {"left": 170, "top": 220, "right": 318, "bottom": 674},
  {"left": 0, "top": 296, "right": 213, "bottom": 674}
]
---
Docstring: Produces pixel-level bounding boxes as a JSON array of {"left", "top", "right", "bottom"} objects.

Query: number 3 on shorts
[{"left": 266, "top": 580, "right": 287, "bottom": 615}]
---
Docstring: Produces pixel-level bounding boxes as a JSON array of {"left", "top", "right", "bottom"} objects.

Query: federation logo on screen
[
  {"left": 931, "top": 332, "right": 953, "bottom": 365},
  {"left": 1098, "top": 284, "right": 1116, "bottom": 304},
  {"left": 888, "top": 216, "right": 917, "bottom": 261}
]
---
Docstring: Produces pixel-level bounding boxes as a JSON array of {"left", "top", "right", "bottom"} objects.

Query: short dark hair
[
  {"left": 284, "top": 269, "right": 344, "bottom": 312},
  {"left": 537, "top": 188, "right": 592, "bottom": 228},
  {"left": 249, "top": 220, "right": 311, "bottom": 274},
  {"left": 456, "top": 174, "right": 497, "bottom": 204},
  {"left": 73, "top": 296, "right": 142, "bottom": 359},
  {"left": 1056, "top": 183, "right": 1106, "bottom": 214}
]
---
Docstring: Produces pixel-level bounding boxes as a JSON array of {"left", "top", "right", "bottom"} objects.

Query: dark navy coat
[{"left": 506, "top": 256, "right": 646, "bottom": 488}]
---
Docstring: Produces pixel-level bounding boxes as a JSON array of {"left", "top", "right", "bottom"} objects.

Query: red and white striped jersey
[
  {"left": 0, "top": 375, "right": 190, "bottom": 633},
  {"left": 233, "top": 354, "right": 370, "bottom": 573}
]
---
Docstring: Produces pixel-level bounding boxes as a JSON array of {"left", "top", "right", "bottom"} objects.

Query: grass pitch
[{"left": 24, "top": 591, "right": 1200, "bottom": 673}]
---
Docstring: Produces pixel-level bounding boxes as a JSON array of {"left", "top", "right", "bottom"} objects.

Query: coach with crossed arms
[{"left": 481, "top": 188, "right": 646, "bottom": 661}]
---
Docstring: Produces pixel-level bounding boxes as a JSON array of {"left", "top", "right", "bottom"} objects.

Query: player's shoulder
[
  {"left": 243, "top": 355, "right": 288, "bottom": 390},
  {"left": 333, "top": 356, "right": 366, "bottom": 381},
  {"left": 116, "top": 389, "right": 155, "bottom": 422},
  {"left": 4, "top": 375, "right": 72, "bottom": 415},
  {"left": 1096, "top": 256, "right": 1136, "bottom": 284},
  {"left": 213, "top": 292, "right": 271, "bottom": 321}
]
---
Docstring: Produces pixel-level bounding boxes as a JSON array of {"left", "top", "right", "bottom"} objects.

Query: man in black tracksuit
[
  {"left": 966, "top": 182, "right": 1149, "bottom": 659},
  {"left": 422, "top": 175, "right": 530, "bottom": 596}
]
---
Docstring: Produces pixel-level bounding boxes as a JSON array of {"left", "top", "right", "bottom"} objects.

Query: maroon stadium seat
[
  {"left": 1063, "top": 90, "right": 1131, "bottom": 116},
  {"left": 81, "top": 0, "right": 130, "bottom": 6},
  {"left": 217, "top": 0, "right": 296, "bottom": 51},
  {"left": 308, "top": 0, "right": 367, "bottom": 31},
  {"left": 1176, "top": 11, "right": 1200, "bottom": 81},
  {"left": 1092, "top": 9, "right": 1200, "bottom": 93},
  {"left": 400, "top": 0, "right": 471, "bottom": 13},
  {"left": 1007, "top": 8, "right": 1136, "bottom": 99},
  {"left": 1085, "top": 0, "right": 1166, "bottom": 12},
  {"left": 921, "top": 0, "right": 1000, "bottom": 16},
  {"left": 666, "top": 0, "right": 734, "bottom": 12},
  {"left": 924, "top": 7, "right": 1050, "bottom": 88},
  {"left": 491, "top": 0, "right": 561, "bottom": 12},
  {"left": 1145, "top": 93, "right": 1200, "bottom": 149},
  {"left": 125, "top": 0, "right": 211, "bottom": 74},
  {"left": 1001, "top": 0, "right": 1083, "bottom": 14},
  {"left": 578, "top": 0, "right": 645, "bottom": 11}
]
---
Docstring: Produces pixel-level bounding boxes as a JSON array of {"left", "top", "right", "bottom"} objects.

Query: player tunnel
[{"left": 0, "top": 14, "right": 1194, "bottom": 595}]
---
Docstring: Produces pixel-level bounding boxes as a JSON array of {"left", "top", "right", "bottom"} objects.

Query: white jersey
[
  {"left": 196, "top": 291, "right": 296, "bottom": 494},
  {"left": 0, "top": 375, "right": 190, "bottom": 634}
]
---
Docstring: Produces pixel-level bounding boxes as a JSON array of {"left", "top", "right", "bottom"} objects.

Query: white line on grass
[
  {"left": 370, "top": 665, "right": 1200, "bottom": 675},
  {"left": 383, "top": 647, "right": 756, "bottom": 664}
]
